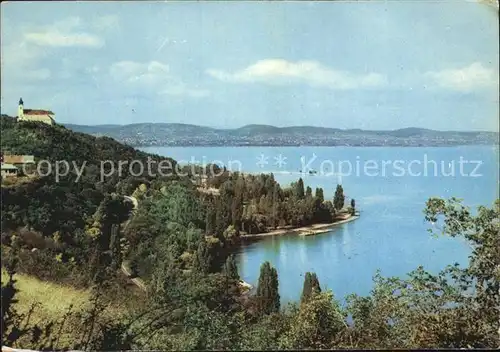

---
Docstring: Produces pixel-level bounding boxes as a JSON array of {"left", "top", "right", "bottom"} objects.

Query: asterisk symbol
[
  {"left": 274, "top": 154, "right": 287, "bottom": 168},
  {"left": 256, "top": 154, "right": 269, "bottom": 168}
]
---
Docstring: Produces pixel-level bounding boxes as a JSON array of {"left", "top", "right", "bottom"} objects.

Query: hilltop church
[{"left": 17, "top": 98, "right": 55, "bottom": 125}]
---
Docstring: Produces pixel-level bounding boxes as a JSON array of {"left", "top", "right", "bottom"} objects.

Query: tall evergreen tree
[
  {"left": 215, "top": 199, "right": 230, "bottom": 240},
  {"left": 255, "top": 261, "right": 280, "bottom": 315},
  {"left": 311, "top": 273, "right": 321, "bottom": 294},
  {"left": 306, "top": 186, "right": 313, "bottom": 198},
  {"left": 234, "top": 173, "right": 246, "bottom": 198},
  {"left": 333, "top": 184, "right": 345, "bottom": 211},
  {"left": 231, "top": 193, "right": 243, "bottom": 231},
  {"left": 1, "top": 251, "right": 19, "bottom": 346},
  {"left": 301, "top": 272, "right": 322, "bottom": 304},
  {"left": 350, "top": 198, "right": 356, "bottom": 215},
  {"left": 295, "top": 178, "right": 305, "bottom": 199},
  {"left": 301, "top": 272, "right": 313, "bottom": 304},
  {"left": 205, "top": 201, "right": 216, "bottom": 235},
  {"left": 109, "top": 224, "right": 122, "bottom": 271},
  {"left": 274, "top": 183, "right": 285, "bottom": 227},
  {"left": 224, "top": 254, "right": 239, "bottom": 281},
  {"left": 315, "top": 187, "right": 324, "bottom": 203},
  {"left": 216, "top": 181, "right": 234, "bottom": 237},
  {"left": 194, "top": 240, "right": 212, "bottom": 274}
]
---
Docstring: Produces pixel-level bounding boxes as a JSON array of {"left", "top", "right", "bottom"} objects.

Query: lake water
[{"left": 140, "top": 146, "right": 499, "bottom": 303}]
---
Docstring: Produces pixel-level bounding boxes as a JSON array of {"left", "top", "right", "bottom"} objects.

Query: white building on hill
[{"left": 17, "top": 98, "right": 55, "bottom": 125}]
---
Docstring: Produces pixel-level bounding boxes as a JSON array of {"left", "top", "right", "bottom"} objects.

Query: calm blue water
[{"left": 140, "top": 146, "right": 499, "bottom": 303}]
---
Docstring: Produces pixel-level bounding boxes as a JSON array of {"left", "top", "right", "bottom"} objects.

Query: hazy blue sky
[{"left": 1, "top": 1, "right": 498, "bottom": 130}]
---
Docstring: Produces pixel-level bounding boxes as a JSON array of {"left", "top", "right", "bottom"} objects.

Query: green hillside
[
  {"left": 1, "top": 116, "right": 179, "bottom": 284},
  {"left": 1, "top": 115, "right": 174, "bottom": 165}
]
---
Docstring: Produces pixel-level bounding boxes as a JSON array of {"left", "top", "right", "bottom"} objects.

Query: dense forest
[
  {"left": 1, "top": 116, "right": 499, "bottom": 349},
  {"left": 1, "top": 115, "right": 176, "bottom": 286}
]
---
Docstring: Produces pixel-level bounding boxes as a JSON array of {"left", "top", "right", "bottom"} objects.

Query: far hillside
[{"left": 63, "top": 121, "right": 500, "bottom": 147}]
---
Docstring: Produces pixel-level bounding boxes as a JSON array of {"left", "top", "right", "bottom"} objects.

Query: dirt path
[
  {"left": 123, "top": 195, "right": 138, "bottom": 210},
  {"left": 121, "top": 261, "right": 147, "bottom": 292},
  {"left": 120, "top": 195, "right": 147, "bottom": 292}
]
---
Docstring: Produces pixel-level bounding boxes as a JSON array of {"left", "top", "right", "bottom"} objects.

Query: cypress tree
[
  {"left": 301, "top": 272, "right": 321, "bottom": 304},
  {"left": 256, "top": 261, "right": 280, "bottom": 315},
  {"left": 1, "top": 251, "right": 19, "bottom": 344},
  {"left": 205, "top": 201, "right": 216, "bottom": 235},
  {"left": 270, "top": 265, "right": 280, "bottom": 312},
  {"left": 301, "top": 272, "right": 313, "bottom": 304},
  {"left": 216, "top": 182, "right": 233, "bottom": 238},
  {"left": 194, "top": 240, "right": 212, "bottom": 274},
  {"left": 334, "top": 184, "right": 345, "bottom": 211},
  {"left": 109, "top": 224, "right": 122, "bottom": 270},
  {"left": 311, "top": 272, "right": 321, "bottom": 294},
  {"left": 215, "top": 199, "right": 230, "bottom": 240},
  {"left": 295, "top": 178, "right": 305, "bottom": 199},
  {"left": 224, "top": 254, "right": 239, "bottom": 281},
  {"left": 315, "top": 187, "right": 324, "bottom": 203},
  {"left": 306, "top": 186, "right": 313, "bottom": 198},
  {"left": 231, "top": 193, "right": 243, "bottom": 231}
]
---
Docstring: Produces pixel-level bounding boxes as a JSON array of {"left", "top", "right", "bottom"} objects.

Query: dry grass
[
  {"left": 1, "top": 175, "right": 38, "bottom": 187},
  {"left": 1, "top": 269, "right": 91, "bottom": 322},
  {"left": 2, "top": 269, "right": 133, "bottom": 348},
  {"left": 1, "top": 269, "right": 127, "bottom": 322}
]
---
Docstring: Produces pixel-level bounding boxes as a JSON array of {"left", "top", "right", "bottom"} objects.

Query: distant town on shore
[{"left": 63, "top": 122, "right": 499, "bottom": 147}]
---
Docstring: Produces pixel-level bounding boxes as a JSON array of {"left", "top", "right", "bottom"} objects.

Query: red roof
[
  {"left": 23, "top": 109, "right": 54, "bottom": 115},
  {"left": 3, "top": 155, "right": 35, "bottom": 164}
]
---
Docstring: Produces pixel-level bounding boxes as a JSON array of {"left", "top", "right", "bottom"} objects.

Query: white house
[{"left": 1, "top": 163, "right": 19, "bottom": 177}]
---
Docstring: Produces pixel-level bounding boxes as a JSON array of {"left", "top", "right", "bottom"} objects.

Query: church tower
[{"left": 18, "top": 98, "right": 24, "bottom": 120}]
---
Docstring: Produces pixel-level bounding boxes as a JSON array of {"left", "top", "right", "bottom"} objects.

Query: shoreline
[{"left": 241, "top": 214, "right": 360, "bottom": 239}]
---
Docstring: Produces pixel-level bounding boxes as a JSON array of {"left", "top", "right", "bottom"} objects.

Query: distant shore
[{"left": 241, "top": 214, "right": 359, "bottom": 239}]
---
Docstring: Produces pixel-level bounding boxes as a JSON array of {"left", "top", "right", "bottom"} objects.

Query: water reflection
[
  {"left": 342, "top": 225, "right": 351, "bottom": 258},
  {"left": 279, "top": 238, "right": 287, "bottom": 266},
  {"left": 322, "top": 235, "right": 330, "bottom": 258},
  {"left": 298, "top": 238, "right": 307, "bottom": 266}
]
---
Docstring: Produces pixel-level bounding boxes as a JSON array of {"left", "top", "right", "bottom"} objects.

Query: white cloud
[
  {"left": 25, "top": 32, "right": 103, "bottom": 48},
  {"left": 109, "top": 60, "right": 209, "bottom": 98},
  {"left": 207, "top": 59, "right": 387, "bottom": 89},
  {"left": 23, "top": 17, "right": 104, "bottom": 48},
  {"left": 425, "top": 62, "right": 498, "bottom": 92},
  {"left": 2, "top": 17, "right": 109, "bottom": 85}
]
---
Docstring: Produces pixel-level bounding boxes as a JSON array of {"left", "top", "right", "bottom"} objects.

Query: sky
[{"left": 1, "top": 0, "right": 498, "bottom": 131}]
